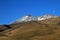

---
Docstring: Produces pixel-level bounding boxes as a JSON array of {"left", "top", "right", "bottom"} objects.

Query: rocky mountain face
[{"left": 0, "top": 14, "right": 60, "bottom": 40}]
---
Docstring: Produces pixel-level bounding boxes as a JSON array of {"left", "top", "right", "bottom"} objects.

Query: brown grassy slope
[{"left": 0, "top": 17, "right": 60, "bottom": 40}]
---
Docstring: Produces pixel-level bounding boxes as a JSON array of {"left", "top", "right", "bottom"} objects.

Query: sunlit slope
[{"left": 0, "top": 17, "right": 60, "bottom": 40}]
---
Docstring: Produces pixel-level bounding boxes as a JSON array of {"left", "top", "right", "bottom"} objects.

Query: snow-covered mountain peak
[
  {"left": 42, "top": 14, "right": 57, "bottom": 17},
  {"left": 16, "top": 15, "right": 36, "bottom": 23},
  {"left": 14, "top": 14, "right": 59, "bottom": 23},
  {"left": 38, "top": 14, "right": 58, "bottom": 20}
]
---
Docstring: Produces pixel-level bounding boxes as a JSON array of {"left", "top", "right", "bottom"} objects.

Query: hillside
[{"left": 0, "top": 17, "right": 60, "bottom": 40}]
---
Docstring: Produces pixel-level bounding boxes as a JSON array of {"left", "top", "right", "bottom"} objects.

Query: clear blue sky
[{"left": 0, "top": 0, "right": 60, "bottom": 24}]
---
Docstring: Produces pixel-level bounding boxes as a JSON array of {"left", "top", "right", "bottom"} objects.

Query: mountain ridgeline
[{"left": 0, "top": 14, "right": 60, "bottom": 40}]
